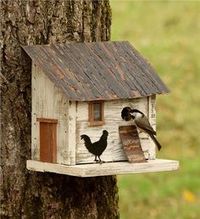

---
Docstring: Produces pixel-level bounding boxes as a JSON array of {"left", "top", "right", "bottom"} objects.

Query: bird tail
[{"left": 149, "top": 134, "right": 162, "bottom": 151}]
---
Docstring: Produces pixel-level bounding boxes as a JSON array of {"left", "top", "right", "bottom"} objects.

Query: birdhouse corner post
[{"left": 1, "top": 1, "right": 119, "bottom": 218}]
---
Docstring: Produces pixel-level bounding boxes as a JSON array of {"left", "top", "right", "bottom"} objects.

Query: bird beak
[{"left": 125, "top": 116, "right": 132, "bottom": 121}]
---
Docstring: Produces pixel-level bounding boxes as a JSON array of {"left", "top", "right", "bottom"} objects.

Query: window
[
  {"left": 88, "top": 101, "right": 104, "bottom": 126},
  {"left": 37, "top": 118, "right": 58, "bottom": 163}
]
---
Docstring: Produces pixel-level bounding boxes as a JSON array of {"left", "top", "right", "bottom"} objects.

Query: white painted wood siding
[
  {"left": 32, "top": 63, "right": 157, "bottom": 165},
  {"left": 32, "top": 64, "right": 70, "bottom": 164},
  {"left": 76, "top": 97, "right": 156, "bottom": 164}
]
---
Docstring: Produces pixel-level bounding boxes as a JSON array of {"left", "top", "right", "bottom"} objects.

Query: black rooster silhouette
[{"left": 81, "top": 130, "right": 109, "bottom": 163}]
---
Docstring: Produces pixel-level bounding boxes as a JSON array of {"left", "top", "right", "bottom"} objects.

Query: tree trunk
[{"left": 0, "top": 1, "right": 119, "bottom": 218}]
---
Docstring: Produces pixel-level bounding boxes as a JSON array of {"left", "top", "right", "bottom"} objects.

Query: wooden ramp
[{"left": 119, "top": 125, "right": 146, "bottom": 163}]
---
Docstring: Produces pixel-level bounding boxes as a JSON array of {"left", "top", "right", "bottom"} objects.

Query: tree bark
[{"left": 0, "top": 0, "right": 119, "bottom": 218}]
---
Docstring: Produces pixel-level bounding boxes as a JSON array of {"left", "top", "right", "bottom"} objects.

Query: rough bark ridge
[{"left": 0, "top": 0, "right": 119, "bottom": 218}]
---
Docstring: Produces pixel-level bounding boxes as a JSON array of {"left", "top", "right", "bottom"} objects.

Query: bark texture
[{"left": 0, "top": 0, "right": 119, "bottom": 218}]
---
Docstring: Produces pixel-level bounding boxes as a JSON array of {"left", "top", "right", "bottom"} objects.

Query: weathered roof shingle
[{"left": 23, "top": 41, "right": 169, "bottom": 101}]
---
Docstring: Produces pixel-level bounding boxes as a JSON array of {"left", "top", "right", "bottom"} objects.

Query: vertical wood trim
[
  {"left": 88, "top": 102, "right": 93, "bottom": 124},
  {"left": 68, "top": 101, "right": 76, "bottom": 165},
  {"left": 148, "top": 95, "right": 156, "bottom": 159},
  {"left": 51, "top": 123, "right": 57, "bottom": 163},
  {"left": 32, "top": 64, "right": 39, "bottom": 160},
  {"left": 148, "top": 95, "right": 156, "bottom": 129},
  {"left": 147, "top": 96, "right": 150, "bottom": 119},
  {"left": 101, "top": 101, "right": 105, "bottom": 121},
  {"left": 31, "top": 63, "right": 35, "bottom": 160}
]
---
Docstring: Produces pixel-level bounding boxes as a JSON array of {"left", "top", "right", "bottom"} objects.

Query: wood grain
[
  {"left": 32, "top": 65, "right": 69, "bottom": 164},
  {"left": 23, "top": 41, "right": 169, "bottom": 101},
  {"left": 76, "top": 98, "right": 154, "bottom": 164},
  {"left": 32, "top": 66, "right": 157, "bottom": 165},
  {"left": 39, "top": 122, "right": 57, "bottom": 163},
  {"left": 27, "top": 159, "right": 179, "bottom": 177},
  {"left": 119, "top": 125, "right": 147, "bottom": 163}
]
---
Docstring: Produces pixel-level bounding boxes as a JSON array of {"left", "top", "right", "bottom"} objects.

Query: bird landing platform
[{"left": 27, "top": 159, "right": 179, "bottom": 177}]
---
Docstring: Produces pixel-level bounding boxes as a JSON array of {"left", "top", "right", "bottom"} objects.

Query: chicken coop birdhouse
[{"left": 23, "top": 41, "right": 179, "bottom": 177}]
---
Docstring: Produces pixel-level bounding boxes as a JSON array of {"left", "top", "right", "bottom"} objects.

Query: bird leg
[
  {"left": 97, "top": 156, "right": 105, "bottom": 164},
  {"left": 94, "top": 156, "right": 98, "bottom": 162}
]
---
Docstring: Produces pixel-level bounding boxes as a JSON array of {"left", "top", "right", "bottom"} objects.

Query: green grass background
[{"left": 110, "top": 1, "right": 200, "bottom": 219}]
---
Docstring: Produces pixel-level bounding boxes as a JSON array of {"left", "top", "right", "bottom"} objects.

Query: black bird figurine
[
  {"left": 121, "top": 107, "right": 162, "bottom": 150},
  {"left": 81, "top": 130, "right": 109, "bottom": 163}
]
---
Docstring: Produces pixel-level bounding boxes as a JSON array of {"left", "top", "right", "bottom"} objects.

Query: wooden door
[{"left": 38, "top": 118, "right": 57, "bottom": 163}]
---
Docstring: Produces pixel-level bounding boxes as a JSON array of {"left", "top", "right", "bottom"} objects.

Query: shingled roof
[{"left": 23, "top": 41, "right": 169, "bottom": 101}]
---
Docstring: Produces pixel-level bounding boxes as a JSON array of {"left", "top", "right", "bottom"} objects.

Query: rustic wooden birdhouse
[{"left": 23, "top": 41, "right": 179, "bottom": 177}]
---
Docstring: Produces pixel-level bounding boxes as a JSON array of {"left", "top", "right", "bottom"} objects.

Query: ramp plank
[{"left": 119, "top": 125, "right": 146, "bottom": 163}]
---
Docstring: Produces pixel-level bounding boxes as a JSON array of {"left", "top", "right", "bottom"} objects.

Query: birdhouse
[{"left": 23, "top": 41, "right": 179, "bottom": 177}]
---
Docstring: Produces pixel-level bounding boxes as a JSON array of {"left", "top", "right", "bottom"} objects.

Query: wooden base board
[{"left": 27, "top": 159, "right": 179, "bottom": 177}]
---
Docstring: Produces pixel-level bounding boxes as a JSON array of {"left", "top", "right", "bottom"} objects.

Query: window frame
[{"left": 88, "top": 101, "right": 105, "bottom": 126}]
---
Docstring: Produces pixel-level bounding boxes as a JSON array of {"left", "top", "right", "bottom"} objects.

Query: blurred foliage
[{"left": 110, "top": 1, "right": 200, "bottom": 219}]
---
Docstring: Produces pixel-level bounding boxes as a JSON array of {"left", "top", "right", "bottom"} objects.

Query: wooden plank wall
[
  {"left": 32, "top": 63, "right": 157, "bottom": 165},
  {"left": 76, "top": 97, "right": 156, "bottom": 164},
  {"left": 32, "top": 64, "right": 70, "bottom": 164}
]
